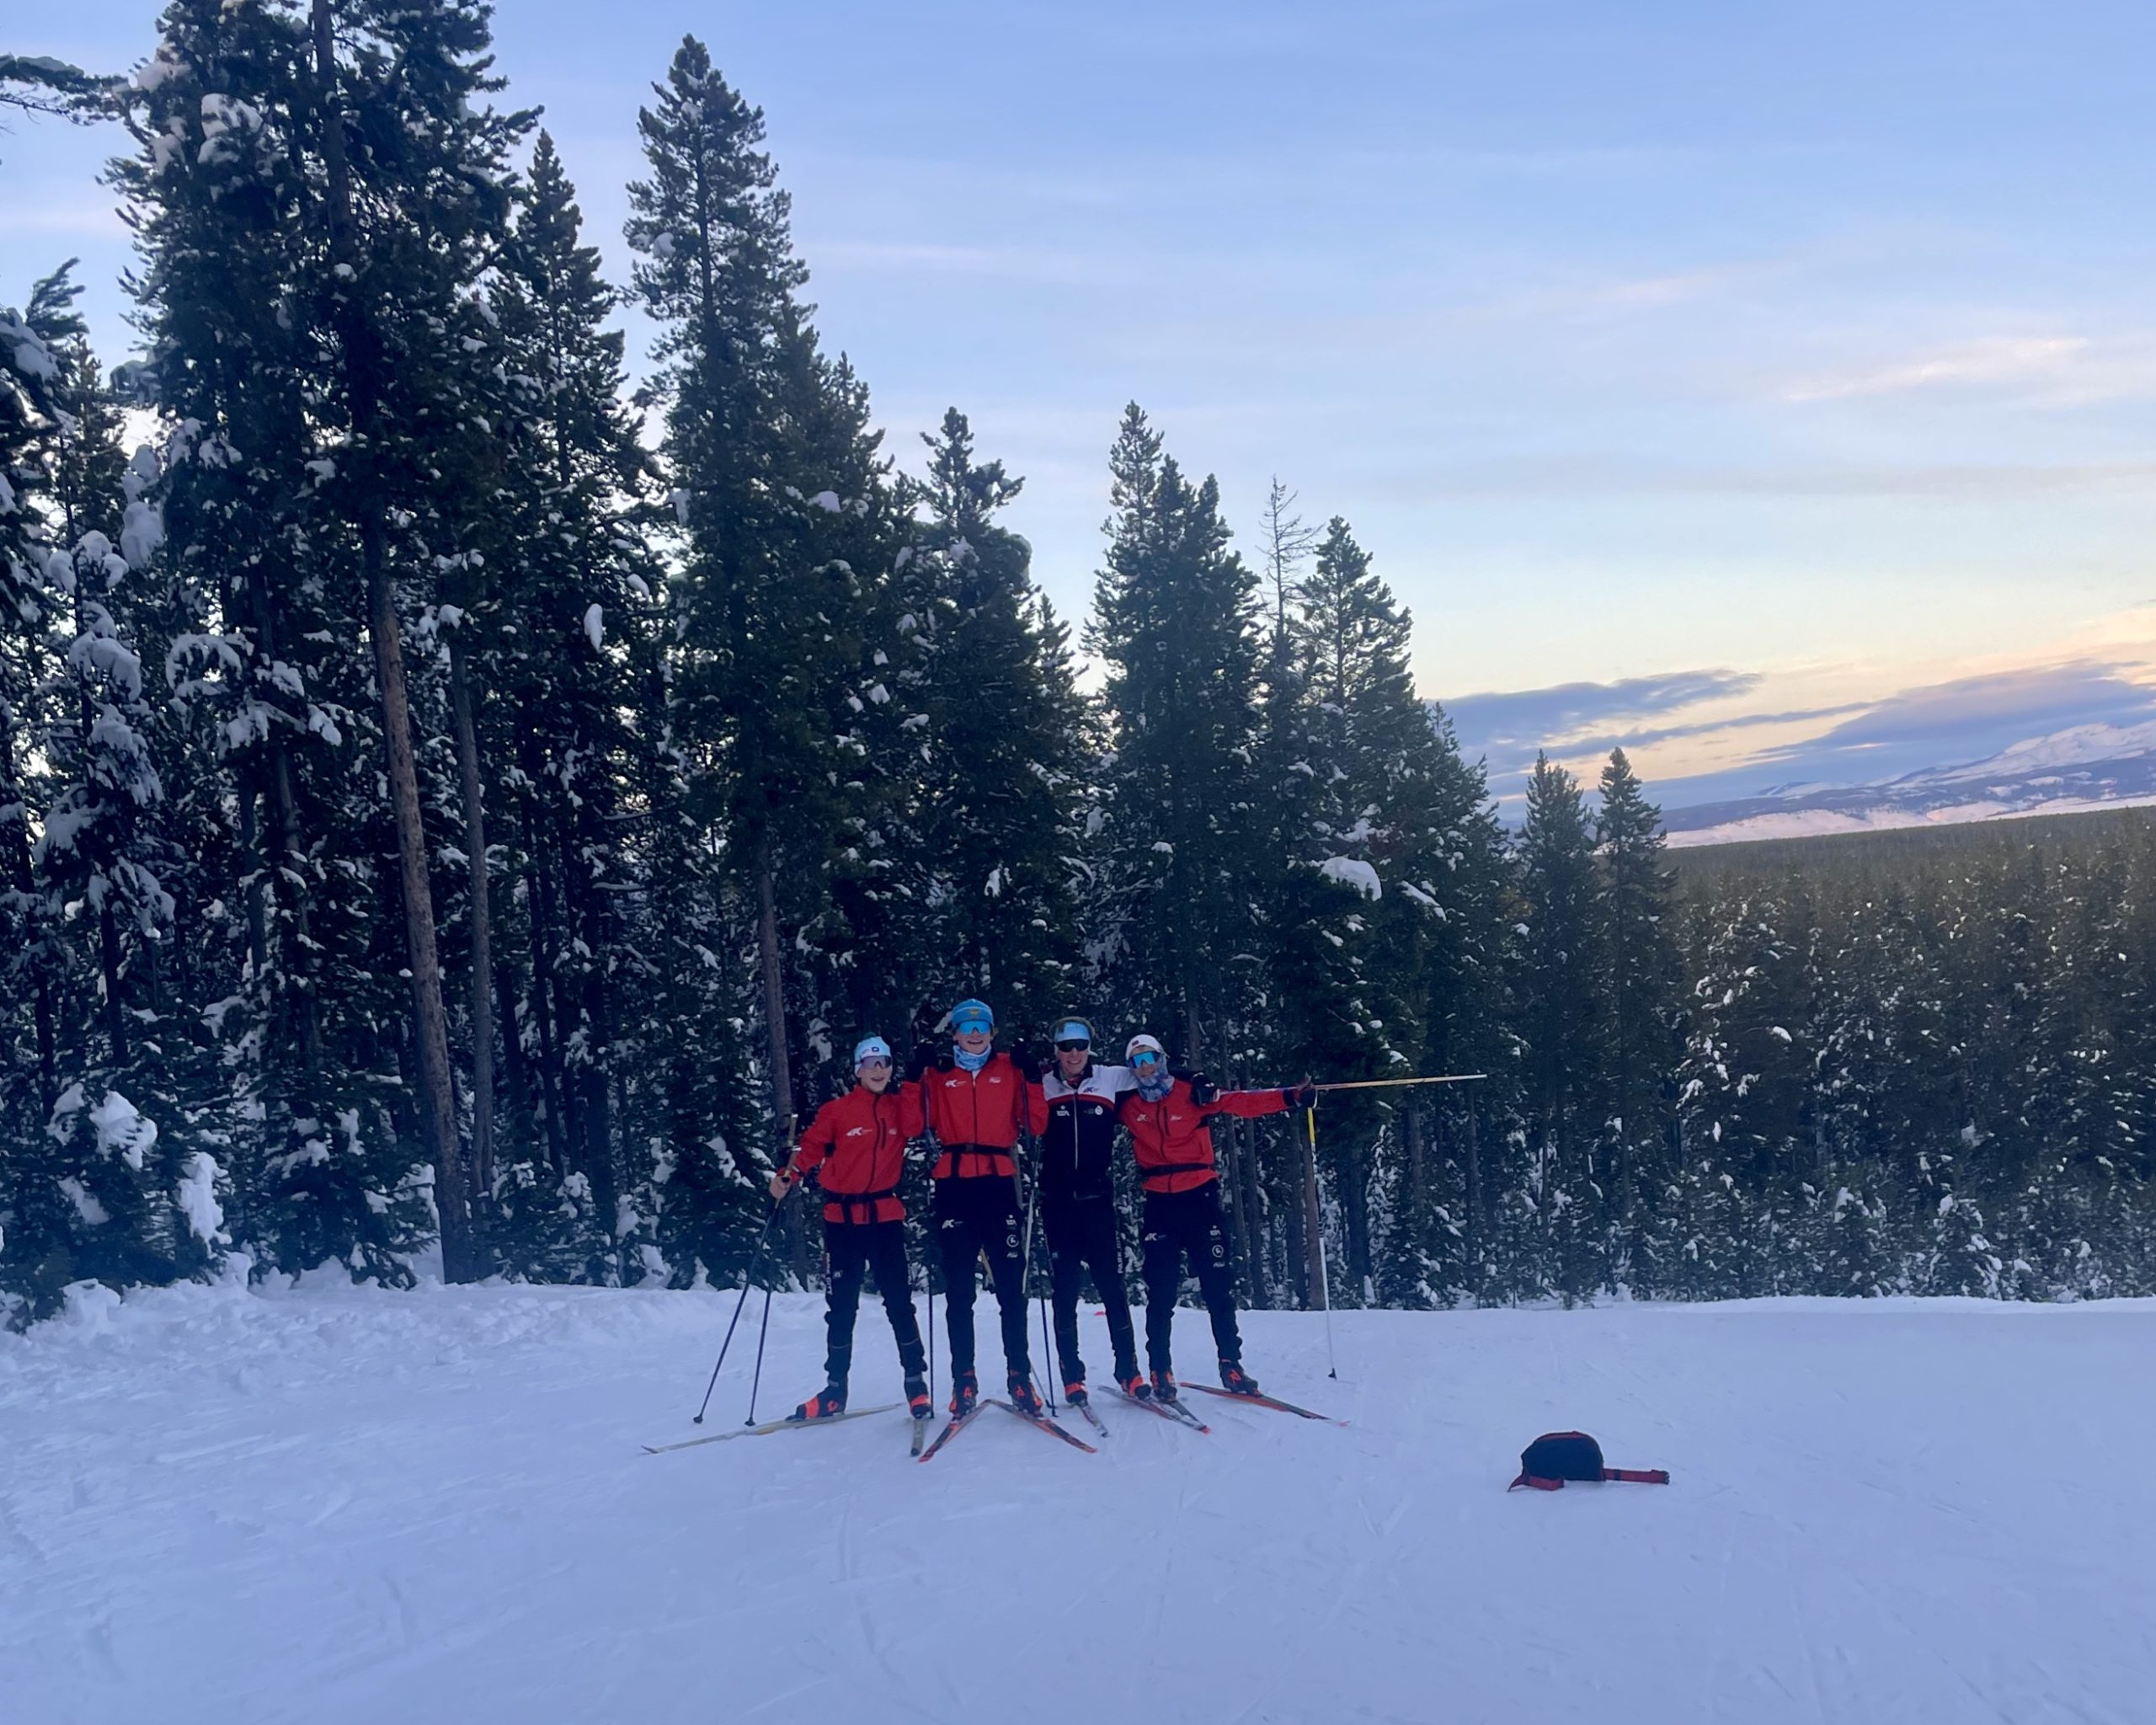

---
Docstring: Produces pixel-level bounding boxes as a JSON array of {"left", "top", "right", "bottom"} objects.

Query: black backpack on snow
[{"left": 1508, "top": 1430, "right": 1670, "bottom": 1492}]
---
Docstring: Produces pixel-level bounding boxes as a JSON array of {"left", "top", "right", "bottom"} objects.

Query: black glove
[
  {"left": 935, "top": 1044, "right": 955, "bottom": 1072},
  {"left": 1006, "top": 1040, "right": 1041, "bottom": 1082},
  {"left": 906, "top": 1041, "right": 937, "bottom": 1082},
  {"left": 1187, "top": 1071, "right": 1218, "bottom": 1105},
  {"left": 1287, "top": 1079, "right": 1317, "bottom": 1109}
]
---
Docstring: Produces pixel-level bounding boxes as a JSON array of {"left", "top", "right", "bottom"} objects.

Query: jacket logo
[{"left": 844, "top": 1126, "right": 872, "bottom": 1138}]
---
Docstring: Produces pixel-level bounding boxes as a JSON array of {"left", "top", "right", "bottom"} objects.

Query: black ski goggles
[{"left": 1054, "top": 1038, "right": 1091, "bottom": 1052}]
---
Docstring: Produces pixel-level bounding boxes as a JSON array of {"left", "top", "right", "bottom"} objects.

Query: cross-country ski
[
  {"left": 1183, "top": 1382, "right": 1342, "bottom": 1423},
  {"left": 991, "top": 1397, "right": 1099, "bottom": 1453},
  {"left": 1113, "top": 1385, "right": 1211, "bottom": 1433},
  {"left": 915, "top": 1397, "right": 991, "bottom": 1464},
  {"left": 642, "top": 1402, "right": 901, "bottom": 1454}
]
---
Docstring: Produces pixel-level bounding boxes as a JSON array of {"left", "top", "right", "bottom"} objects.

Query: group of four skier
[{"left": 768, "top": 997, "right": 1314, "bottom": 1427}]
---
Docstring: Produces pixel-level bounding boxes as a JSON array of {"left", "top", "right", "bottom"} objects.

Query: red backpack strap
[
  {"left": 1508, "top": 1471, "right": 1565, "bottom": 1491},
  {"left": 1601, "top": 1467, "right": 1671, "bottom": 1485}
]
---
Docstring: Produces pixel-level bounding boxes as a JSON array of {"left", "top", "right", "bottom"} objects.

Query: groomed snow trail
[{"left": 7, "top": 1279, "right": 2154, "bottom": 1725}]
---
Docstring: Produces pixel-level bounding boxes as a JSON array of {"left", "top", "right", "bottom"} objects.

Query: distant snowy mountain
[{"left": 1665, "top": 720, "right": 2156, "bottom": 846}]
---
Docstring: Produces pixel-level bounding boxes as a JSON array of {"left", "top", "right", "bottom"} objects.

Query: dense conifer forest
[{"left": 5, "top": 13, "right": 2153, "bottom": 1326}]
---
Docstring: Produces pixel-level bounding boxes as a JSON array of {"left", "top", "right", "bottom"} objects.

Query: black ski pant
[
  {"left": 933, "top": 1174, "right": 1032, "bottom": 1381},
  {"left": 1043, "top": 1194, "right": 1138, "bottom": 1386},
  {"left": 823, "top": 1219, "right": 926, "bottom": 1388},
  {"left": 1140, "top": 1181, "right": 1241, "bottom": 1375}
]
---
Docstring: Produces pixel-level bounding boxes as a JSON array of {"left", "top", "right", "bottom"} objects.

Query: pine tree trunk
[
  {"left": 1465, "top": 1110, "right": 1483, "bottom": 1304},
  {"left": 1235, "top": 1115, "right": 1268, "bottom": 1308},
  {"left": 1298, "top": 1108, "right": 1328, "bottom": 1311},
  {"left": 1283, "top": 1137, "right": 1310, "bottom": 1308},
  {"left": 449, "top": 636, "right": 495, "bottom": 1205},
  {"left": 1403, "top": 1103, "right": 1426, "bottom": 1278},
  {"left": 757, "top": 852, "right": 794, "bottom": 1138},
  {"left": 0, "top": 716, "right": 56, "bottom": 1111},
  {"left": 560, "top": 801, "right": 618, "bottom": 1265},
  {"left": 1343, "top": 1135, "right": 1372, "bottom": 1301},
  {"left": 313, "top": 0, "right": 473, "bottom": 1282},
  {"left": 98, "top": 900, "right": 126, "bottom": 1067},
  {"left": 522, "top": 814, "right": 574, "bottom": 1173},
  {"left": 366, "top": 542, "right": 477, "bottom": 1282},
  {"left": 756, "top": 852, "right": 806, "bottom": 1285},
  {"left": 494, "top": 957, "right": 536, "bottom": 1160}
]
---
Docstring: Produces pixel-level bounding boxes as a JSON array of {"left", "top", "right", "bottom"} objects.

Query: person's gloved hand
[
  {"left": 1187, "top": 1071, "right": 1218, "bottom": 1105},
  {"left": 906, "top": 1041, "right": 937, "bottom": 1081},
  {"left": 1287, "top": 1078, "right": 1317, "bottom": 1109},
  {"left": 768, "top": 1167, "right": 796, "bottom": 1201}
]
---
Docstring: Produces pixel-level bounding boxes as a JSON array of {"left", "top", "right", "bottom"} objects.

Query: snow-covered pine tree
[
  {"left": 864, "top": 408, "right": 1088, "bottom": 1040},
  {"left": 302, "top": 0, "right": 531, "bottom": 1284},
  {"left": 627, "top": 38, "right": 886, "bottom": 1204},
  {"left": 472, "top": 129, "right": 684, "bottom": 1283},
  {"left": 1238, "top": 478, "right": 1322, "bottom": 1304},
  {"left": 1593, "top": 747, "right": 1681, "bottom": 1290},
  {"left": 1513, "top": 752, "right": 1606, "bottom": 1300},
  {"left": 1087, "top": 405, "right": 1264, "bottom": 1065},
  {"left": 1668, "top": 879, "right": 1815, "bottom": 1295},
  {"left": 1273, "top": 517, "right": 1443, "bottom": 1301},
  {"left": 1, "top": 274, "right": 72, "bottom": 1166}
]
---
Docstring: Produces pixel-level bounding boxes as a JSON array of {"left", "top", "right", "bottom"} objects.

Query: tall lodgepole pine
[
  {"left": 449, "top": 633, "right": 494, "bottom": 1199},
  {"left": 310, "top": 0, "right": 474, "bottom": 1280}
]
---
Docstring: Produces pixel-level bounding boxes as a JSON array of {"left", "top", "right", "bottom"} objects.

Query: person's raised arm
[{"left": 770, "top": 1100, "right": 837, "bottom": 1199}]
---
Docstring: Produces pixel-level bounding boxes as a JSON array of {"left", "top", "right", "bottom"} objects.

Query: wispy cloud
[
  {"left": 1452, "top": 654, "right": 2156, "bottom": 815},
  {"left": 1446, "top": 669, "right": 1761, "bottom": 759},
  {"left": 1380, "top": 452, "right": 2156, "bottom": 501},
  {"left": 1785, "top": 335, "right": 2089, "bottom": 402},
  {"left": 1749, "top": 661, "right": 2156, "bottom": 768},
  {"left": 1781, "top": 332, "right": 2156, "bottom": 409}
]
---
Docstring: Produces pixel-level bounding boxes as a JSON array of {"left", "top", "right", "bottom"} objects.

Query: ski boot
[
  {"left": 1007, "top": 1373, "right": 1045, "bottom": 1418},
  {"left": 948, "top": 1367, "right": 979, "bottom": 1419},
  {"left": 788, "top": 1384, "right": 846, "bottom": 1422},
  {"left": 1117, "top": 1363, "right": 1150, "bottom": 1402},
  {"left": 1150, "top": 1368, "right": 1179, "bottom": 1404},
  {"left": 1219, "top": 1359, "right": 1262, "bottom": 1397},
  {"left": 905, "top": 1373, "right": 932, "bottom": 1421},
  {"left": 1062, "top": 1378, "right": 1089, "bottom": 1407}
]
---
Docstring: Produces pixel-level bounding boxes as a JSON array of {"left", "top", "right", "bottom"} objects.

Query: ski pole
[
  {"left": 744, "top": 1281, "right": 775, "bottom": 1425},
  {"left": 690, "top": 1192, "right": 784, "bottom": 1424},
  {"left": 1308, "top": 1105, "right": 1337, "bottom": 1381},
  {"left": 1311, "top": 1073, "right": 1487, "bottom": 1093},
  {"left": 1017, "top": 1131, "right": 1055, "bottom": 1413}
]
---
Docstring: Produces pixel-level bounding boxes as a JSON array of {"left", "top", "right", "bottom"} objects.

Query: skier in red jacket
[
  {"left": 908, "top": 997, "right": 1049, "bottom": 1418},
  {"left": 1118, "top": 1033, "right": 1315, "bottom": 1402},
  {"left": 769, "top": 1036, "right": 931, "bottom": 1425}
]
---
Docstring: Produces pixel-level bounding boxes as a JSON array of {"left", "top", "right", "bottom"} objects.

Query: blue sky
[{"left": 13, "top": 1, "right": 2156, "bottom": 808}]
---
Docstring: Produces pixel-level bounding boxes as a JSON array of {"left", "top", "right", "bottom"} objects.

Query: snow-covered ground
[{"left": 8, "top": 1276, "right": 2154, "bottom": 1725}]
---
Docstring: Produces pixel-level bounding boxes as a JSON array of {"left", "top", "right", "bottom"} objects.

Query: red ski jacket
[
  {"left": 784, "top": 1083, "right": 926, "bottom": 1225},
  {"left": 918, "top": 1053, "right": 1048, "bottom": 1180},
  {"left": 1118, "top": 1079, "right": 1290, "bottom": 1195}
]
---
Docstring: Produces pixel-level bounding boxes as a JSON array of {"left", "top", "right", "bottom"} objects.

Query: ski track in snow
[{"left": 6, "top": 1280, "right": 2156, "bottom": 1724}]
